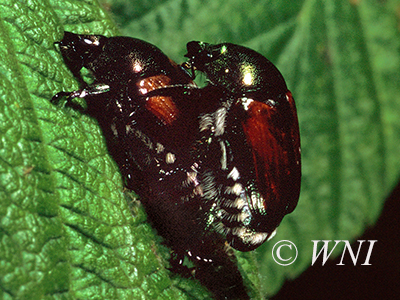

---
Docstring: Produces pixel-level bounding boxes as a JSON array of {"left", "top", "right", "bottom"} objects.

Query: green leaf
[
  {"left": 1, "top": 0, "right": 400, "bottom": 299},
  {"left": 0, "top": 0, "right": 209, "bottom": 299}
]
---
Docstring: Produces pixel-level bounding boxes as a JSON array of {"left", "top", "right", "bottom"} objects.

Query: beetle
[
  {"left": 181, "top": 41, "right": 301, "bottom": 251},
  {"left": 52, "top": 32, "right": 250, "bottom": 300}
]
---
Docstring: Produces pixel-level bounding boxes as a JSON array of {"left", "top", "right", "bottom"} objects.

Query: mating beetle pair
[{"left": 52, "top": 32, "right": 301, "bottom": 300}]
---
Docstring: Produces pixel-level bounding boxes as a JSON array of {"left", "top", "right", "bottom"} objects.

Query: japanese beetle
[
  {"left": 52, "top": 32, "right": 249, "bottom": 300},
  {"left": 183, "top": 41, "right": 301, "bottom": 251}
]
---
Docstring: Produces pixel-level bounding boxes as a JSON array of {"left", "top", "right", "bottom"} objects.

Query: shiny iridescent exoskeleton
[
  {"left": 52, "top": 32, "right": 255, "bottom": 300},
  {"left": 183, "top": 41, "right": 301, "bottom": 251}
]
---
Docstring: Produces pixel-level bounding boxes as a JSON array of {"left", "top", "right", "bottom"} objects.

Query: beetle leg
[
  {"left": 51, "top": 83, "right": 110, "bottom": 110},
  {"left": 168, "top": 251, "right": 194, "bottom": 278},
  {"left": 141, "top": 84, "right": 198, "bottom": 98},
  {"left": 181, "top": 61, "right": 196, "bottom": 79}
]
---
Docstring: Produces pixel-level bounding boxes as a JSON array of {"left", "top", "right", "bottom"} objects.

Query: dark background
[{"left": 272, "top": 180, "right": 400, "bottom": 300}]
